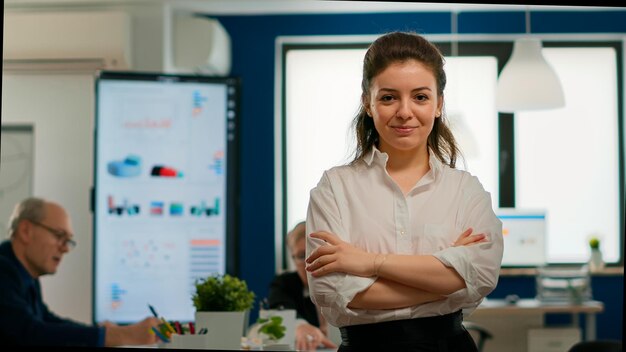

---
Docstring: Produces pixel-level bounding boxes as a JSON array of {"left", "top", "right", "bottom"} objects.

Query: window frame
[{"left": 275, "top": 34, "right": 625, "bottom": 272}]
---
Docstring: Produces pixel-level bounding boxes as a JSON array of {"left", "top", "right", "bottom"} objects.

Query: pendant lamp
[{"left": 495, "top": 9, "right": 564, "bottom": 113}]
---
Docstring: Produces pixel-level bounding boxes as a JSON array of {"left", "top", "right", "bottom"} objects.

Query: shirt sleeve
[
  {"left": 97, "top": 325, "right": 106, "bottom": 347},
  {"left": 432, "top": 175, "right": 504, "bottom": 305},
  {"left": 305, "top": 171, "right": 376, "bottom": 323}
]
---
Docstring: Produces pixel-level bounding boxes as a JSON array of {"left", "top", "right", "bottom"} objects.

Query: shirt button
[{"left": 400, "top": 230, "right": 406, "bottom": 236}]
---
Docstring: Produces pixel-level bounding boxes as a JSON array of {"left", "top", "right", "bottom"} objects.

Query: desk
[{"left": 466, "top": 299, "right": 604, "bottom": 352}]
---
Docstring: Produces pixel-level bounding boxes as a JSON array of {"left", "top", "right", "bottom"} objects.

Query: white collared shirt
[{"left": 306, "top": 147, "right": 503, "bottom": 327}]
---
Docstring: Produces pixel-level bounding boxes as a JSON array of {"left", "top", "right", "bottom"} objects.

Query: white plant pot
[
  {"left": 589, "top": 249, "right": 605, "bottom": 272},
  {"left": 195, "top": 310, "right": 250, "bottom": 350}
]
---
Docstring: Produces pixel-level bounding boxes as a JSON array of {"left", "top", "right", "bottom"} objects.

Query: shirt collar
[
  {"left": 427, "top": 149, "right": 444, "bottom": 180},
  {"left": 363, "top": 145, "right": 387, "bottom": 167},
  {"left": 363, "top": 146, "right": 445, "bottom": 180}
]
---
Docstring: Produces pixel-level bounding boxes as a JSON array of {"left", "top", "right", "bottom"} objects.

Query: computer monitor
[
  {"left": 92, "top": 71, "right": 240, "bottom": 324},
  {"left": 496, "top": 208, "right": 547, "bottom": 267}
]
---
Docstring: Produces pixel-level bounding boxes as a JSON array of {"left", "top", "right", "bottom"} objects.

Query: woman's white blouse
[{"left": 306, "top": 147, "right": 504, "bottom": 327}]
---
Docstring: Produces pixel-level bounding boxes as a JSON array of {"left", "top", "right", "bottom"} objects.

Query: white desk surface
[{"left": 473, "top": 298, "right": 604, "bottom": 315}]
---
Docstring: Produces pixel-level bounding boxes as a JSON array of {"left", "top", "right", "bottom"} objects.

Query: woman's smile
[{"left": 391, "top": 125, "right": 418, "bottom": 135}]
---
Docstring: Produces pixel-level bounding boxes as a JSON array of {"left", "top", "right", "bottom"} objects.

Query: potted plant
[
  {"left": 257, "top": 315, "right": 291, "bottom": 351},
  {"left": 257, "top": 315, "right": 287, "bottom": 342},
  {"left": 192, "top": 274, "right": 255, "bottom": 350},
  {"left": 588, "top": 236, "right": 604, "bottom": 272}
]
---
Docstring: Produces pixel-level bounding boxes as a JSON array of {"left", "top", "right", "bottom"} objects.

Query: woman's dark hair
[{"left": 351, "top": 31, "right": 460, "bottom": 168}]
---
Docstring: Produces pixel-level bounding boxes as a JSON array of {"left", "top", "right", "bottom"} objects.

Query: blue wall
[{"left": 211, "top": 9, "right": 626, "bottom": 339}]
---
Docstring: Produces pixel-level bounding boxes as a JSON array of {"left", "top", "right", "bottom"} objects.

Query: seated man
[
  {"left": 0, "top": 197, "right": 160, "bottom": 347},
  {"left": 268, "top": 221, "right": 337, "bottom": 351}
]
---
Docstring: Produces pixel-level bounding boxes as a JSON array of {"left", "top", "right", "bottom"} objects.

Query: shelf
[{"left": 499, "top": 266, "right": 624, "bottom": 277}]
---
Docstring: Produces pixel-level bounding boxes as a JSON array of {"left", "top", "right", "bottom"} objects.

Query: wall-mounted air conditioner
[
  {"left": 3, "top": 11, "right": 132, "bottom": 72},
  {"left": 171, "top": 15, "right": 231, "bottom": 76}
]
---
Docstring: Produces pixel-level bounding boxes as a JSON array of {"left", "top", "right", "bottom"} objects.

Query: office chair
[
  {"left": 568, "top": 340, "right": 622, "bottom": 352},
  {"left": 463, "top": 321, "right": 493, "bottom": 352}
]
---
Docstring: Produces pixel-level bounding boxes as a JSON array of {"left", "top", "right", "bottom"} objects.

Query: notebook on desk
[{"left": 496, "top": 208, "right": 547, "bottom": 267}]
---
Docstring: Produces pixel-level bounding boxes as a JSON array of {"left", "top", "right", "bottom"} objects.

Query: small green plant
[
  {"left": 589, "top": 237, "right": 600, "bottom": 250},
  {"left": 192, "top": 274, "right": 255, "bottom": 312},
  {"left": 257, "top": 316, "right": 286, "bottom": 341}
]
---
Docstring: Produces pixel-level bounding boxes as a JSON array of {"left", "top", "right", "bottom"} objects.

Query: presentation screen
[{"left": 93, "top": 71, "right": 239, "bottom": 324}]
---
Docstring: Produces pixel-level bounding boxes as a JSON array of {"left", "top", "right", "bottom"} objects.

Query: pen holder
[{"left": 160, "top": 334, "right": 211, "bottom": 350}]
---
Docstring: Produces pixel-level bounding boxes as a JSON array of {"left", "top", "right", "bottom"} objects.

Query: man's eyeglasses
[{"left": 30, "top": 220, "right": 77, "bottom": 250}]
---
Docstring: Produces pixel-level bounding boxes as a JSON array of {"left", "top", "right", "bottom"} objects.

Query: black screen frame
[
  {"left": 91, "top": 70, "right": 240, "bottom": 324},
  {"left": 280, "top": 40, "right": 624, "bottom": 269}
]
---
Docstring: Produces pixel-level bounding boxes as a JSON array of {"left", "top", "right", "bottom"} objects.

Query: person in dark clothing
[
  {"left": 268, "top": 221, "right": 337, "bottom": 351},
  {"left": 0, "top": 197, "right": 160, "bottom": 347}
]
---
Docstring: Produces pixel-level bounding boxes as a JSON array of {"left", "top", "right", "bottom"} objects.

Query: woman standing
[{"left": 305, "top": 31, "right": 503, "bottom": 351}]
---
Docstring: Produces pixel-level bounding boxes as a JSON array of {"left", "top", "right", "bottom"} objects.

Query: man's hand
[
  {"left": 98, "top": 320, "right": 116, "bottom": 329},
  {"left": 104, "top": 316, "right": 160, "bottom": 347}
]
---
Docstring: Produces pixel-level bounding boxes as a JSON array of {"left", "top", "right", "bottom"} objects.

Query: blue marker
[
  {"left": 151, "top": 326, "right": 170, "bottom": 343},
  {"left": 148, "top": 304, "right": 159, "bottom": 318}
]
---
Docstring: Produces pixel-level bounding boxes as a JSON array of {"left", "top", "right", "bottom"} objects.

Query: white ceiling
[{"left": 4, "top": 0, "right": 617, "bottom": 14}]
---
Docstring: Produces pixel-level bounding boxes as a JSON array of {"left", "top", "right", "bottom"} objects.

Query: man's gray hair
[
  {"left": 286, "top": 221, "right": 306, "bottom": 251},
  {"left": 8, "top": 197, "right": 47, "bottom": 239}
]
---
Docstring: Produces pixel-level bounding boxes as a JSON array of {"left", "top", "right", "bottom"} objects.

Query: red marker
[{"left": 174, "top": 321, "right": 183, "bottom": 334}]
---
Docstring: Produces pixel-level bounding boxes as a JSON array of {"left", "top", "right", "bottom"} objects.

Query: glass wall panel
[{"left": 515, "top": 47, "right": 620, "bottom": 263}]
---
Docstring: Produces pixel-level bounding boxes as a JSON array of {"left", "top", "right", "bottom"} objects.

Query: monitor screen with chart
[{"left": 92, "top": 71, "right": 239, "bottom": 324}]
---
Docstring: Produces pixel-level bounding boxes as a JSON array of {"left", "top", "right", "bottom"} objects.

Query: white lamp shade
[{"left": 496, "top": 38, "right": 565, "bottom": 112}]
